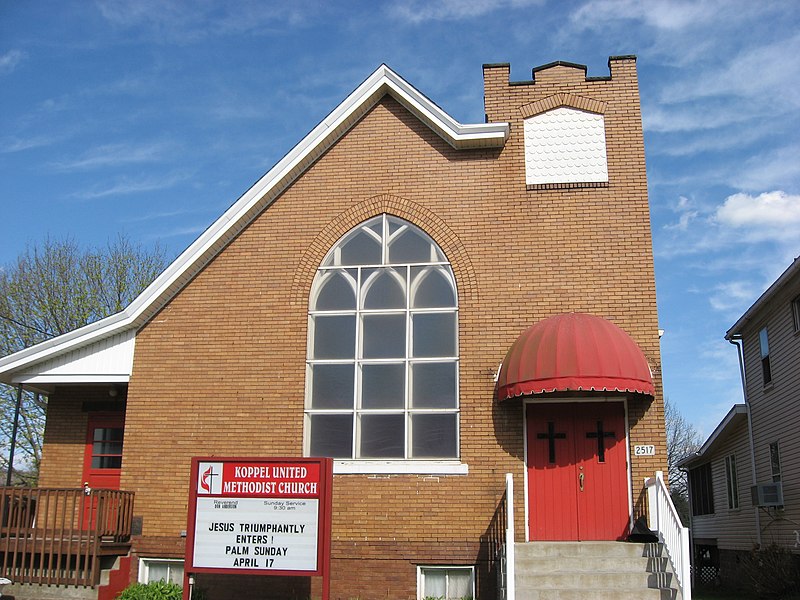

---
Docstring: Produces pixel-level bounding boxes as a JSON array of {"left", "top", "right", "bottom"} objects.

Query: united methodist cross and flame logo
[{"left": 197, "top": 462, "right": 221, "bottom": 494}]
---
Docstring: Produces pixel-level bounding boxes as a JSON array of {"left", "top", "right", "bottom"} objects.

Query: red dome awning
[{"left": 496, "top": 313, "right": 655, "bottom": 401}]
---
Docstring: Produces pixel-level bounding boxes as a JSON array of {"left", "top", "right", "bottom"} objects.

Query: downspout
[
  {"left": 729, "top": 335, "right": 761, "bottom": 547},
  {"left": 6, "top": 384, "right": 23, "bottom": 486}
]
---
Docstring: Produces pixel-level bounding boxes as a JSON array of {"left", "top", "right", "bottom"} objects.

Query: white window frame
[
  {"left": 724, "top": 454, "right": 739, "bottom": 509},
  {"left": 305, "top": 215, "right": 463, "bottom": 472},
  {"left": 138, "top": 557, "right": 184, "bottom": 585},
  {"left": 792, "top": 295, "right": 800, "bottom": 333},
  {"left": 417, "top": 565, "right": 475, "bottom": 600},
  {"left": 759, "top": 327, "right": 772, "bottom": 386}
]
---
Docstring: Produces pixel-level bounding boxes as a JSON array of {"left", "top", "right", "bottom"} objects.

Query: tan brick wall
[
  {"left": 41, "top": 57, "right": 666, "bottom": 599},
  {"left": 38, "top": 387, "right": 126, "bottom": 488}
]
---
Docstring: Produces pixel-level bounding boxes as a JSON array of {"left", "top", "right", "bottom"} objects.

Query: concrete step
[
  {"left": 515, "top": 554, "right": 669, "bottom": 573},
  {"left": 515, "top": 540, "right": 661, "bottom": 558},
  {"left": 517, "top": 570, "right": 672, "bottom": 589},
  {"left": 515, "top": 588, "right": 676, "bottom": 600},
  {"left": 513, "top": 541, "right": 680, "bottom": 600}
]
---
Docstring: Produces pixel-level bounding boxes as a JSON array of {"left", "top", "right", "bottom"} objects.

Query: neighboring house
[
  {"left": 679, "top": 257, "right": 800, "bottom": 585},
  {"left": 0, "top": 58, "right": 671, "bottom": 600}
]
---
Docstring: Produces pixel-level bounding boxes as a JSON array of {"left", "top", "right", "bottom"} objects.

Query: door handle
[{"left": 579, "top": 472, "right": 584, "bottom": 492}]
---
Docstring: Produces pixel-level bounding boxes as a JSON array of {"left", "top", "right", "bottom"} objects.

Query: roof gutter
[{"left": 729, "top": 334, "right": 761, "bottom": 547}]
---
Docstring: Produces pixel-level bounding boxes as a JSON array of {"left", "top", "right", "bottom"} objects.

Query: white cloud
[
  {"left": 389, "top": 0, "right": 544, "bottom": 23},
  {"left": 143, "top": 224, "right": 207, "bottom": 240},
  {"left": 649, "top": 123, "right": 774, "bottom": 157},
  {"left": 730, "top": 145, "right": 800, "bottom": 192},
  {"left": 95, "top": 0, "right": 316, "bottom": 41},
  {"left": 123, "top": 208, "right": 195, "bottom": 223},
  {"left": 570, "top": 0, "right": 724, "bottom": 32},
  {"left": 656, "top": 190, "right": 800, "bottom": 261},
  {"left": 714, "top": 191, "right": 800, "bottom": 243},
  {"left": 51, "top": 142, "right": 175, "bottom": 171},
  {"left": 70, "top": 172, "right": 190, "bottom": 199},
  {"left": 661, "top": 32, "right": 800, "bottom": 108},
  {"left": 663, "top": 196, "right": 698, "bottom": 231},
  {"left": 0, "top": 50, "right": 26, "bottom": 75},
  {"left": 0, "top": 135, "right": 60, "bottom": 153},
  {"left": 708, "top": 280, "right": 761, "bottom": 313},
  {"left": 642, "top": 100, "right": 758, "bottom": 134}
]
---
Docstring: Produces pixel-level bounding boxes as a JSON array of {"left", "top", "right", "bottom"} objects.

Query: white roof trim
[
  {"left": 676, "top": 404, "right": 747, "bottom": 468},
  {"left": 726, "top": 256, "right": 800, "bottom": 338},
  {"left": 0, "top": 65, "right": 509, "bottom": 384}
]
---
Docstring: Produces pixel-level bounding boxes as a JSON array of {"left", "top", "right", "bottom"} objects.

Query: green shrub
[{"left": 116, "top": 581, "right": 183, "bottom": 600}]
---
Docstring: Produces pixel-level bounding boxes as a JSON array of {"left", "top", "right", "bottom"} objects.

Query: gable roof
[
  {"left": 676, "top": 404, "right": 747, "bottom": 469},
  {"left": 726, "top": 256, "right": 800, "bottom": 339},
  {"left": 0, "top": 65, "right": 509, "bottom": 387}
]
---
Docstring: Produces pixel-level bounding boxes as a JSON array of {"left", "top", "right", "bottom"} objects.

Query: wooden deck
[{"left": 0, "top": 487, "right": 134, "bottom": 587}]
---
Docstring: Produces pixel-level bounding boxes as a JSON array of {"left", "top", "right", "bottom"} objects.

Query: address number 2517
[{"left": 634, "top": 445, "right": 656, "bottom": 456}]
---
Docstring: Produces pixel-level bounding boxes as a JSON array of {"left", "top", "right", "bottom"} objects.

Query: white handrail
[
  {"left": 645, "top": 471, "right": 691, "bottom": 600},
  {"left": 505, "top": 472, "right": 515, "bottom": 600}
]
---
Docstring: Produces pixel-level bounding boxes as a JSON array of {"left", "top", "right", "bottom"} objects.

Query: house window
[
  {"left": 306, "top": 214, "right": 459, "bottom": 460},
  {"left": 91, "top": 427, "right": 123, "bottom": 469},
  {"left": 792, "top": 296, "right": 800, "bottom": 332},
  {"left": 770, "top": 442, "right": 782, "bottom": 483},
  {"left": 139, "top": 558, "right": 184, "bottom": 585},
  {"left": 759, "top": 327, "right": 771, "bottom": 385},
  {"left": 689, "top": 462, "right": 714, "bottom": 516},
  {"left": 418, "top": 566, "right": 474, "bottom": 600},
  {"left": 725, "top": 454, "right": 739, "bottom": 509}
]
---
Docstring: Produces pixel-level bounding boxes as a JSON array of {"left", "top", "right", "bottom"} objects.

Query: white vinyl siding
[
  {"left": 689, "top": 417, "right": 756, "bottom": 551},
  {"left": 740, "top": 273, "right": 800, "bottom": 549}
]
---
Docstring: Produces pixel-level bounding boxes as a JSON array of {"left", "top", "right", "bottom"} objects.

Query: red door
[
  {"left": 82, "top": 413, "right": 124, "bottom": 529},
  {"left": 527, "top": 402, "right": 629, "bottom": 541}
]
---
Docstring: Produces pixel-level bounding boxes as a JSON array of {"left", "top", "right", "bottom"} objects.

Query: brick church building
[{"left": 0, "top": 57, "right": 670, "bottom": 599}]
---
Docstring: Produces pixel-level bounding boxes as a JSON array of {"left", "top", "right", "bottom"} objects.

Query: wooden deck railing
[{"left": 0, "top": 487, "right": 134, "bottom": 587}]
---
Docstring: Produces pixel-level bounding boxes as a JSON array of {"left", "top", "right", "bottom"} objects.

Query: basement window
[
  {"left": 139, "top": 558, "right": 184, "bottom": 585},
  {"left": 418, "top": 566, "right": 474, "bottom": 600}
]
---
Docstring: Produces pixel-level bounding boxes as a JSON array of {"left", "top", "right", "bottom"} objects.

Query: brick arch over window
[
  {"left": 291, "top": 194, "right": 477, "bottom": 306},
  {"left": 519, "top": 92, "right": 607, "bottom": 119}
]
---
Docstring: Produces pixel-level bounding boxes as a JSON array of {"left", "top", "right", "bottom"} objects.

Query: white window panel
[{"left": 524, "top": 107, "right": 608, "bottom": 185}]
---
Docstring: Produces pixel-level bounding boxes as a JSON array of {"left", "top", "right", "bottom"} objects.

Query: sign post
[{"left": 183, "top": 457, "right": 333, "bottom": 600}]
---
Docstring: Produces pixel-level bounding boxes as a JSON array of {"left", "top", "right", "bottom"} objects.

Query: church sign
[{"left": 185, "top": 457, "right": 333, "bottom": 596}]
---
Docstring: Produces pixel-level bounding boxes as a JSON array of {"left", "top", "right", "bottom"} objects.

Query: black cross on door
[
  {"left": 537, "top": 421, "right": 567, "bottom": 463},
  {"left": 586, "top": 420, "right": 615, "bottom": 462}
]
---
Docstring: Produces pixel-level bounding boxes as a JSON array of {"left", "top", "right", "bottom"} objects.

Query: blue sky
[{"left": 1, "top": 1, "right": 799, "bottom": 436}]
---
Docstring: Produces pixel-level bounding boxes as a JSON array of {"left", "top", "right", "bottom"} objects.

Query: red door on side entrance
[
  {"left": 82, "top": 413, "right": 125, "bottom": 529},
  {"left": 83, "top": 413, "right": 125, "bottom": 490},
  {"left": 526, "top": 402, "right": 629, "bottom": 541}
]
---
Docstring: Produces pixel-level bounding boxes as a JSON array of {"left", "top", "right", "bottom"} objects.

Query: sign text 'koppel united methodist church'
[{"left": 186, "top": 458, "right": 332, "bottom": 577}]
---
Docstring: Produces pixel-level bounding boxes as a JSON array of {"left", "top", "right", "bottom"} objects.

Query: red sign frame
[{"left": 183, "top": 457, "right": 333, "bottom": 600}]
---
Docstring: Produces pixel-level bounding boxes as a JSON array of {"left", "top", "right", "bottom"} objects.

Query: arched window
[{"left": 306, "top": 214, "right": 459, "bottom": 460}]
